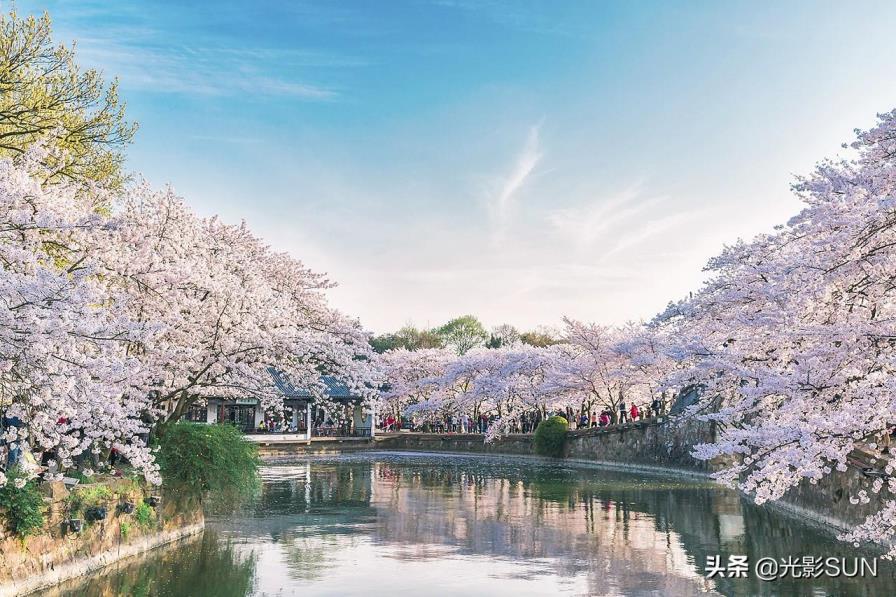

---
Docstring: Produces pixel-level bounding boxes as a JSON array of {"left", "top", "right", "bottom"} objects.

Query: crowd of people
[
  {"left": 378, "top": 397, "right": 667, "bottom": 435},
  {"left": 578, "top": 398, "right": 667, "bottom": 428},
  {"left": 380, "top": 413, "right": 495, "bottom": 433}
]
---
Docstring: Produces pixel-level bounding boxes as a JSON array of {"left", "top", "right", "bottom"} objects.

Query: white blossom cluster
[
  {"left": 0, "top": 147, "right": 378, "bottom": 486},
  {"left": 378, "top": 321, "right": 673, "bottom": 439}
]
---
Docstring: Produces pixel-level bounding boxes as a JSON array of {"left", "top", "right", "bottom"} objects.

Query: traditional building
[{"left": 188, "top": 371, "right": 375, "bottom": 439}]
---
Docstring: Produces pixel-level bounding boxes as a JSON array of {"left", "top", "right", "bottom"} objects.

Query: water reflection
[
  {"left": 48, "top": 453, "right": 896, "bottom": 596},
  {"left": 48, "top": 530, "right": 255, "bottom": 597}
]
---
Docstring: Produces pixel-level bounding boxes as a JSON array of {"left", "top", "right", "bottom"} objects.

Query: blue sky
[{"left": 16, "top": 0, "right": 896, "bottom": 332}]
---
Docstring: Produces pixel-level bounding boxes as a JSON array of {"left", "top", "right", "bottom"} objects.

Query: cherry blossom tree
[
  {"left": 541, "top": 319, "right": 632, "bottom": 423},
  {"left": 377, "top": 348, "right": 453, "bottom": 420},
  {"left": 0, "top": 148, "right": 157, "bottom": 484},
  {"left": 0, "top": 148, "right": 379, "bottom": 487},
  {"left": 665, "top": 110, "right": 896, "bottom": 556},
  {"left": 93, "top": 184, "right": 378, "bottom": 426},
  {"left": 613, "top": 322, "right": 678, "bottom": 412},
  {"left": 395, "top": 345, "right": 573, "bottom": 438}
]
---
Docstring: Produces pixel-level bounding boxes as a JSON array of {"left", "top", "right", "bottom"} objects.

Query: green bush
[
  {"left": 155, "top": 422, "right": 259, "bottom": 504},
  {"left": 67, "top": 484, "right": 114, "bottom": 516},
  {"left": 533, "top": 416, "right": 569, "bottom": 458},
  {"left": 134, "top": 502, "right": 154, "bottom": 529},
  {"left": 0, "top": 468, "right": 45, "bottom": 537}
]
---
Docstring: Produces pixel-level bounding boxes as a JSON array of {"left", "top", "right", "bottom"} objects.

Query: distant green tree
[
  {"left": 396, "top": 325, "right": 444, "bottom": 350},
  {"left": 370, "top": 325, "right": 445, "bottom": 353},
  {"left": 369, "top": 333, "right": 400, "bottom": 353},
  {"left": 437, "top": 315, "right": 488, "bottom": 355},
  {"left": 486, "top": 323, "right": 520, "bottom": 348},
  {"left": 520, "top": 329, "right": 560, "bottom": 347}
]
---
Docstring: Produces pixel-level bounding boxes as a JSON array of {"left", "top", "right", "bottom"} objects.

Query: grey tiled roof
[{"left": 268, "top": 368, "right": 358, "bottom": 400}]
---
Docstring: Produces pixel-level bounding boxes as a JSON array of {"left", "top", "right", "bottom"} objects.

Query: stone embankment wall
[
  {"left": 0, "top": 478, "right": 203, "bottom": 597},
  {"left": 257, "top": 438, "right": 377, "bottom": 459},
  {"left": 770, "top": 448, "right": 886, "bottom": 532},
  {"left": 563, "top": 417, "right": 722, "bottom": 473},
  {"left": 256, "top": 434, "right": 534, "bottom": 460},
  {"left": 371, "top": 416, "right": 720, "bottom": 474}
]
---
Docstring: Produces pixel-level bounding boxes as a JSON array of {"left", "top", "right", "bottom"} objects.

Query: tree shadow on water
[{"left": 48, "top": 530, "right": 256, "bottom": 597}]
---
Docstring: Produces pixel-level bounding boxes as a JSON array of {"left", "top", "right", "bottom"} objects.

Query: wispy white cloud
[
  {"left": 489, "top": 124, "right": 542, "bottom": 243},
  {"left": 547, "top": 184, "right": 665, "bottom": 248},
  {"left": 603, "top": 209, "right": 707, "bottom": 258},
  {"left": 75, "top": 37, "right": 344, "bottom": 99}
]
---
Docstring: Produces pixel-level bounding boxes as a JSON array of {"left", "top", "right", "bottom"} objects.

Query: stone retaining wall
[
  {"left": 252, "top": 419, "right": 726, "bottom": 468},
  {"left": 769, "top": 449, "right": 886, "bottom": 532},
  {"left": 257, "top": 438, "right": 376, "bottom": 459},
  {"left": 563, "top": 417, "right": 722, "bottom": 473},
  {"left": 0, "top": 478, "right": 203, "bottom": 596},
  {"left": 371, "top": 417, "right": 721, "bottom": 473}
]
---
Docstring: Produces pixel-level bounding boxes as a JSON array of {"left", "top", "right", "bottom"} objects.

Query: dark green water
[{"left": 47, "top": 453, "right": 895, "bottom": 596}]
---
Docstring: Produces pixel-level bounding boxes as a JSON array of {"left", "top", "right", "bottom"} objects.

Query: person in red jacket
[{"left": 630, "top": 403, "right": 640, "bottom": 421}]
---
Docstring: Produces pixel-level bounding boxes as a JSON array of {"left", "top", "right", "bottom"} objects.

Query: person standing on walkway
[
  {"left": 618, "top": 400, "right": 627, "bottom": 424},
  {"left": 630, "top": 403, "right": 639, "bottom": 422}
]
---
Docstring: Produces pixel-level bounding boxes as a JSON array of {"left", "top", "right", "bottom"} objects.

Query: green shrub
[
  {"left": 0, "top": 468, "right": 45, "bottom": 537},
  {"left": 67, "top": 484, "right": 114, "bottom": 515},
  {"left": 120, "top": 520, "right": 131, "bottom": 539},
  {"left": 134, "top": 502, "right": 154, "bottom": 528},
  {"left": 533, "top": 416, "right": 569, "bottom": 458},
  {"left": 155, "top": 422, "right": 259, "bottom": 504}
]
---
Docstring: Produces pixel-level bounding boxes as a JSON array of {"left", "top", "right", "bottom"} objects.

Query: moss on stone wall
[{"left": 0, "top": 476, "right": 203, "bottom": 591}]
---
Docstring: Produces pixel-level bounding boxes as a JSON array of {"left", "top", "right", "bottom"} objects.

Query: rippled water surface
[{"left": 49, "top": 452, "right": 895, "bottom": 596}]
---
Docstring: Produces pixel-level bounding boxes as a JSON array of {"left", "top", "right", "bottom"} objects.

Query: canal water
[{"left": 48, "top": 452, "right": 894, "bottom": 596}]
